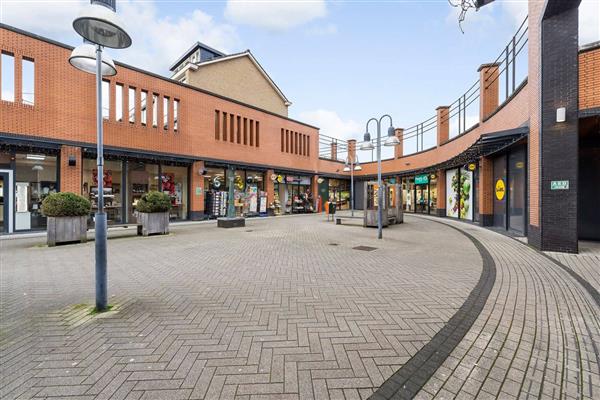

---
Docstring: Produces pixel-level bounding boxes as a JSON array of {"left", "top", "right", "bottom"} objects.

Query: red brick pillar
[
  {"left": 394, "top": 129, "right": 404, "bottom": 158},
  {"left": 478, "top": 157, "right": 494, "bottom": 226},
  {"left": 60, "top": 145, "right": 82, "bottom": 194},
  {"left": 331, "top": 141, "right": 337, "bottom": 160},
  {"left": 311, "top": 175, "right": 319, "bottom": 212},
  {"left": 265, "top": 169, "right": 275, "bottom": 205},
  {"left": 436, "top": 169, "right": 446, "bottom": 216},
  {"left": 348, "top": 139, "right": 357, "bottom": 163},
  {"left": 189, "top": 160, "right": 205, "bottom": 220},
  {"left": 436, "top": 106, "right": 450, "bottom": 146},
  {"left": 478, "top": 63, "right": 500, "bottom": 121}
]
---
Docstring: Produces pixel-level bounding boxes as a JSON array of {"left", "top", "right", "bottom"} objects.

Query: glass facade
[
  {"left": 15, "top": 153, "right": 57, "bottom": 230},
  {"left": 328, "top": 179, "right": 350, "bottom": 210},
  {"left": 83, "top": 158, "right": 124, "bottom": 224},
  {"left": 284, "top": 175, "right": 313, "bottom": 214},
  {"left": 161, "top": 165, "right": 188, "bottom": 220},
  {"left": 128, "top": 162, "right": 159, "bottom": 222},
  {"left": 401, "top": 174, "right": 437, "bottom": 214},
  {"left": 204, "top": 166, "right": 267, "bottom": 218}
]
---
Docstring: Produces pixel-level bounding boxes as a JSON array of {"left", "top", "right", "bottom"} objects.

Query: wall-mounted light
[
  {"left": 68, "top": 155, "right": 77, "bottom": 166},
  {"left": 556, "top": 107, "right": 566, "bottom": 123}
]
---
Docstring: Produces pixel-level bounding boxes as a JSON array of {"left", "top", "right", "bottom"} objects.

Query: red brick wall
[
  {"left": 189, "top": 161, "right": 205, "bottom": 213},
  {"left": 580, "top": 46, "right": 600, "bottom": 110},
  {"left": 59, "top": 145, "right": 82, "bottom": 194},
  {"left": 478, "top": 157, "right": 493, "bottom": 216}
]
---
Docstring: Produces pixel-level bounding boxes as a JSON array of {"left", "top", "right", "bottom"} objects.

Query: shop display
[{"left": 446, "top": 168, "right": 472, "bottom": 220}]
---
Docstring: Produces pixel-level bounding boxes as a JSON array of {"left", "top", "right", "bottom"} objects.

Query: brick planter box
[{"left": 47, "top": 216, "right": 88, "bottom": 246}]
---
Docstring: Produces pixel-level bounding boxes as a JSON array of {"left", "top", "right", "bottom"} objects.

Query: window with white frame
[
  {"left": 152, "top": 94, "right": 158, "bottom": 127},
  {"left": 163, "top": 96, "right": 169, "bottom": 130},
  {"left": 22, "top": 57, "right": 34, "bottom": 105},
  {"left": 141, "top": 90, "right": 147, "bottom": 125},
  {"left": 115, "top": 83, "right": 123, "bottom": 122},
  {"left": 102, "top": 80, "right": 110, "bottom": 119},
  {"left": 174, "top": 99, "right": 179, "bottom": 131},
  {"left": 128, "top": 87, "right": 135, "bottom": 123}
]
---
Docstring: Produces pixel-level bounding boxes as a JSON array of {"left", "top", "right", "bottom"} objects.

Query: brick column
[
  {"left": 311, "top": 175, "right": 319, "bottom": 211},
  {"left": 265, "top": 169, "right": 275, "bottom": 205},
  {"left": 59, "top": 145, "right": 82, "bottom": 194},
  {"left": 478, "top": 157, "right": 494, "bottom": 226},
  {"left": 436, "top": 169, "right": 446, "bottom": 216},
  {"left": 436, "top": 106, "right": 449, "bottom": 146},
  {"left": 394, "top": 129, "right": 404, "bottom": 158},
  {"left": 348, "top": 139, "right": 356, "bottom": 163},
  {"left": 331, "top": 141, "right": 337, "bottom": 160},
  {"left": 189, "top": 160, "right": 205, "bottom": 220},
  {"left": 14, "top": 56, "right": 22, "bottom": 104},
  {"left": 478, "top": 63, "right": 500, "bottom": 121}
]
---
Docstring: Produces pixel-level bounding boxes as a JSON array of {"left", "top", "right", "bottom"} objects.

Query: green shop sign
[{"left": 415, "top": 174, "right": 429, "bottom": 185}]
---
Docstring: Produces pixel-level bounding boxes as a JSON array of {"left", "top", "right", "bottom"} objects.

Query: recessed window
[
  {"left": 141, "top": 90, "right": 147, "bottom": 125},
  {"left": 102, "top": 80, "right": 110, "bottom": 119},
  {"left": 152, "top": 93, "right": 158, "bottom": 127},
  {"left": 1, "top": 52, "right": 15, "bottom": 102},
  {"left": 22, "top": 57, "right": 34, "bottom": 105},
  {"left": 174, "top": 99, "right": 179, "bottom": 131},
  {"left": 255, "top": 121, "right": 260, "bottom": 147},
  {"left": 163, "top": 96, "right": 169, "bottom": 130},
  {"left": 115, "top": 83, "right": 123, "bottom": 122},
  {"left": 215, "top": 110, "right": 220, "bottom": 139},
  {"left": 128, "top": 87, "right": 136, "bottom": 123}
]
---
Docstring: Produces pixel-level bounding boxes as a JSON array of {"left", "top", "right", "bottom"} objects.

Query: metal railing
[{"left": 319, "top": 133, "right": 348, "bottom": 162}]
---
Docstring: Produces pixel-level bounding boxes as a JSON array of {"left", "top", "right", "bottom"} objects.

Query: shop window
[
  {"left": 83, "top": 158, "right": 123, "bottom": 224},
  {"left": 1, "top": 52, "right": 14, "bottom": 102},
  {"left": 161, "top": 165, "right": 188, "bottom": 220},
  {"left": 15, "top": 153, "right": 58, "bottom": 230},
  {"left": 307, "top": 135, "right": 310, "bottom": 157},
  {"left": 163, "top": 96, "right": 169, "bottom": 130},
  {"left": 230, "top": 114, "right": 234, "bottom": 143},
  {"left": 141, "top": 90, "right": 147, "bottom": 125},
  {"left": 22, "top": 57, "right": 34, "bottom": 105},
  {"left": 152, "top": 93, "right": 158, "bottom": 127},
  {"left": 286, "top": 130, "right": 289, "bottom": 152},
  {"left": 128, "top": 162, "right": 159, "bottom": 222},
  {"left": 215, "top": 110, "right": 220, "bottom": 139},
  {"left": 295, "top": 132, "right": 299, "bottom": 154},
  {"left": 255, "top": 121, "right": 260, "bottom": 147},
  {"left": 236, "top": 116, "right": 241, "bottom": 143},
  {"left": 102, "top": 80, "right": 110, "bottom": 119},
  {"left": 174, "top": 99, "right": 179, "bottom": 131},
  {"left": 115, "top": 83, "right": 123, "bottom": 122},
  {"left": 128, "top": 87, "right": 136, "bottom": 123}
]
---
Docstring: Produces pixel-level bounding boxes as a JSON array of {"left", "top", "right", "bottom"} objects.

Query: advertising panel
[
  {"left": 460, "top": 167, "right": 473, "bottom": 220},
  {"left": 446, "top": 169, "right": 458, "bottom": 218}
]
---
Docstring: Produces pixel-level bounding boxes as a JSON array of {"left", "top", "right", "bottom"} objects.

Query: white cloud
[
  {"left": 306, "top": 23, "right": 337, "bottom": 36},
  {"left": 298, "top": 109, "right": 360, "bottom": 141},
  {"left": 0, "top": 0, "right": 241, "bottom": 74},
  {"left": 579, "top": 0, "right": 600, "bottom": 45},
  {"left": 225, "top": 0, "right": 327, "bottom": 31},
  {"left": 500, "top": 0, "right": 528, "bottom": 28}
]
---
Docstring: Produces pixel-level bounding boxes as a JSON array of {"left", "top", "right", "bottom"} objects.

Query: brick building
[{"left": 1, "top": 0, "right": 599, "bottom": 252}]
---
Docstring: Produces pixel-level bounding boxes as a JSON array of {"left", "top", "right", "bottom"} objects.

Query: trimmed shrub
[
  {"left": 136, "top": 191, "right": 172, "bottom": 213},
  {"left": 41, "top": 192, "right": 91, "bottom": 217}
]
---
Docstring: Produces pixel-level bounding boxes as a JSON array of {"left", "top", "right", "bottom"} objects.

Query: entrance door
[
  {"left": 0, "top": 171, "right": 13, "bottom": 233},
  {"left": 415, "top": 184, "right": 429, "bottom": 213}
]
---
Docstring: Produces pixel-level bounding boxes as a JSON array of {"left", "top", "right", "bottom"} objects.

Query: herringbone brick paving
[{"left": 1, "top": 215, "right": 481, "bottom": 399}]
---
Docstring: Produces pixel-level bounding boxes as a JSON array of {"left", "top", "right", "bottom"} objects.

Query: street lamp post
[
  {"left": 68, "top": 0, "right": 131, "bottom": 311},
  {"left": 343, "top": 155, "right": 361, "bottom": 217},
  {"left": 359, "top": 115, "right": 399, "bottom": 239}
]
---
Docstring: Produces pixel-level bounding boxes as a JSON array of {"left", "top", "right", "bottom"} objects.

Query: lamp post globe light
[
  {"left": 68, "top": 0, "right": 130, "bottom": 312},
  {"left": 359, "top": 115, "right": 398, "bottom": 239}
]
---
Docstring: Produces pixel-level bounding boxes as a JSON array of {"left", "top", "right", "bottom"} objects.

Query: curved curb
[{"left": 370, "top": 220, "right": 496, "bottom": 400}]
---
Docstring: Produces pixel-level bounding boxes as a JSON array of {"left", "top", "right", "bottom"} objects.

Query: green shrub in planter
[
  {"left": 42, "top": 192, "right": 92, "bottom": 217},
  {"left": 136, "top": 191, "right": 172, "bottom": 213}
]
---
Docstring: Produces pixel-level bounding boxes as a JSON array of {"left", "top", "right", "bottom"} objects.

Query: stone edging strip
[{"left": 370, "top": 221, "right": 497, "bottom": 400}]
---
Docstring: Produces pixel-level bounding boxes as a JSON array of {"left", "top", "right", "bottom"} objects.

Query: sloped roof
[{"left": 169, "top": 41, "right": 226, "bottom": 72}]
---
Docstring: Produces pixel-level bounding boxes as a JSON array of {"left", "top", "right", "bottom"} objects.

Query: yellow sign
[
  {"left": 495, "top": 179, "right": 505, "bottom": 200},
  {"left": 468, "top": 163, "right": 476, "bottom": 171}
]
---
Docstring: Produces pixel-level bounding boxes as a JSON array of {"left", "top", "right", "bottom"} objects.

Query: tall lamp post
[
  {"left": 343, "top": 155, "right": 362, "bottom": 217},
  {"left": 359, "top": 115, "right": 399, "bottom": 239},
  {"left": 68, "top": 0, "right": 131, "bottom": 311}
]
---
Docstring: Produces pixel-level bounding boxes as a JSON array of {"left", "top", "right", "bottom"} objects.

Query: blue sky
[{"left": 2, "top": 0, "right": 599, "bottom": 155}]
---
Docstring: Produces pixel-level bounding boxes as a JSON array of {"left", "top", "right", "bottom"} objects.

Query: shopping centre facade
[{"left": 0, "top": 0, "right": 599, "bottom": 252}]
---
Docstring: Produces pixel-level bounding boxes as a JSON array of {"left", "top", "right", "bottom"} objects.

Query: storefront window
[
  {"left": 244, "top": 170, "right": 265, "bottom": 216},
  {"left": 508, "top": 148, "right": 526, "bottom": 234},
  {"left": 15, "top": 153, "right": 57, "bottom": 230},
  {"left": 402, "top": 177, "right": 414, "bottom": 212},
  {"left": 128, "top": 162, "right": 159, "bottom": 221},
  {"left": 284, "top": 175, "right": 313, "bottom": 214},
  {"left": 328, "top": 179, "right": 350, "bottom": 210},
  {"left": 446, "top": 167, "right": 473, "bottom": 220},
  {"left": 161, "top": 165, "right": 188, "bottom": 220},
  {"left": 204, "top": 167, "right": 227, "bottom": 218},
  {"left": 83, "top": 158, "right": 123, "bottom": 224},
  {"left": 429, "top": 175, "right": 438, "bottom": 213}
]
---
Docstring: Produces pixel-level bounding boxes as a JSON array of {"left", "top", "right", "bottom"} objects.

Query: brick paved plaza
[{"left": 1, "top": 215, "right": 599, "bottom": 399}]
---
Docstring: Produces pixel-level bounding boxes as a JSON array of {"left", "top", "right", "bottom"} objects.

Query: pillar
[
  {"left": 435, "top": 169, "right": 446, "bottom": 217},
  {"left": 59, "top": 145, "right": 82, "bottom": 194},
  {"left": 265, "top": 169, "right": 275, "bottom": 206},
  {"left": 348, "top": 139, "right": 357, "bottom": 163},
  {"left": 436, "top": 106, "right": 449, "bottom": 146},
  {"left": 189, "top": 160, "right": 205, "bottom": 220},
  {"left": 394, "top": 129, "right": 404, "bottom": 158},
  {"left": 478, "top": 157, "right": 494, "bottom": 226},
  {"left": 478, "top": 63, "right": 500, "bottom": 121},
  {"left": 331, "top": 141, "right": 338, "bottom": 160},
  {"left": 311, "top": 175, "right": 320, "bottom": 211}
]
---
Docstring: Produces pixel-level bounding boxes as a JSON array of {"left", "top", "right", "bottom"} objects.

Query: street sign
[{"left": 551, "top": 180, "right": 569, "bottom": 190}]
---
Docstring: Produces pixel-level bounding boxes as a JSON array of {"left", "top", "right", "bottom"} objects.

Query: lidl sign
[{"left": 415, "top": 174, "right": 429, "bottom": 185}]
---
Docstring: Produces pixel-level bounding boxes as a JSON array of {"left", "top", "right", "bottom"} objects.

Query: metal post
[
  {"left": 95, "top": 44, "right": 107, "bottom": 311},
  {"left": 227, "top": 165, "right": 235, "bottom": 218},
  {"left": 376, "top": 121, "right": 383, "bottom": 240},
  {"left": 350, "top": 157, "right": 354, "bottom": 217}
]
